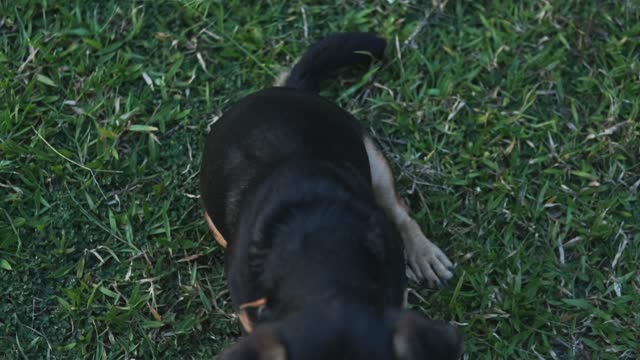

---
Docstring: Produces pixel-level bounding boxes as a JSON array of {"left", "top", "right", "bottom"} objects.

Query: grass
[{"left": 1, "top": 0, "right": 638, "bottom": 358}]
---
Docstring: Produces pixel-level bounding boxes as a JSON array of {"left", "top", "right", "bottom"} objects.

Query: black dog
[{"left": 200, "top": 33, "right": 462, "bottom": 359}]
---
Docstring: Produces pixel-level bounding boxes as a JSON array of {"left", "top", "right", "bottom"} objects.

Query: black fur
[
  {"left": 200, "top": 32, "right": 462, "bottom": 359},
  {"left": 285, "top": 32, "right": 386, "bottom": 92}
]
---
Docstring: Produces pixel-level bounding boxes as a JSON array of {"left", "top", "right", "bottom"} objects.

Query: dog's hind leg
[
  {"left": 364, "top": 135, "right": 454, "bottom": 288},
  {"left": 204, "top": 211, "right": 227, "bottom": 248}
]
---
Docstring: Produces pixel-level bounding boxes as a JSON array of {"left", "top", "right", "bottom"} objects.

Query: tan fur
[
  {"left": 363, "top": 135, "right": 454, "bottom": 288},
  {"left": 204, "top": 211, "right": 227, "bottom": 248},
  {"left": 274, "top": 70, "right": 290, "bottom": 87}
]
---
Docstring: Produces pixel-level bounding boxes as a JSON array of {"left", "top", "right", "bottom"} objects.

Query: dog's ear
[
  {"left": 387, "top": 310, "right": 463, "bottom": 360},
  {"left": 218, "top": 326, "right": 286, "bottom": 360}
]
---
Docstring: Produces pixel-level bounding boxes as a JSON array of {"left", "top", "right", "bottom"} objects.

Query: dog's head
[{"left": 218, "top": 304, "right": 462, "bottom": 360}]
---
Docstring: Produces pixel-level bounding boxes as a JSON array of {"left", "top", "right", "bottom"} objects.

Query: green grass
[{"left": 1, "top": 0, "right": 638, "bottom": 358}]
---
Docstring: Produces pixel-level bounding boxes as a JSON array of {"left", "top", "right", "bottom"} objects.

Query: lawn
[{"left": 1, "top": 0, "right": 638, "bottom": 358}]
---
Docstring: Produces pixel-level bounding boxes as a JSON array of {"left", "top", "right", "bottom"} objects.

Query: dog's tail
[{"left": 283, "top": 32, "right": 386, "bottom": 93}]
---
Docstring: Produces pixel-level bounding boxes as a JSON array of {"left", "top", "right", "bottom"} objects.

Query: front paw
[{"left": 405, "top": 240, "right": 454, "bottom": 288}]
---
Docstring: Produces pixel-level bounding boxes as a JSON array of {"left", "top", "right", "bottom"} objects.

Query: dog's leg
[
  {"left": 364, "top": 135, "right": 454, "bottom": 288},
  {"left": 204, "top": 211, "right": 228, "bottom": 248}
]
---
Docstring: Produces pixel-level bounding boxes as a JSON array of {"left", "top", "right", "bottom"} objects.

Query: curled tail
[{"left": 284, "top": 32, "right": 386, "bottom": 92}]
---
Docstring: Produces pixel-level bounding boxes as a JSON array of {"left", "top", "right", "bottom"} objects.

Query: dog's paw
[{"left": 405, "top": 238, "right": 454, "bottom": 289}]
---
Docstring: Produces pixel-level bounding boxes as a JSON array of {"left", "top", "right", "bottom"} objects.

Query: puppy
[{"left": 200, "top": 33, "right": 462, "bottom": 359}]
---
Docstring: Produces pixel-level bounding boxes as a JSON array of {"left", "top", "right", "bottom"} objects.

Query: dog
[{"left": 200, "top": 32, "right": 462, "bottom": 359}]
